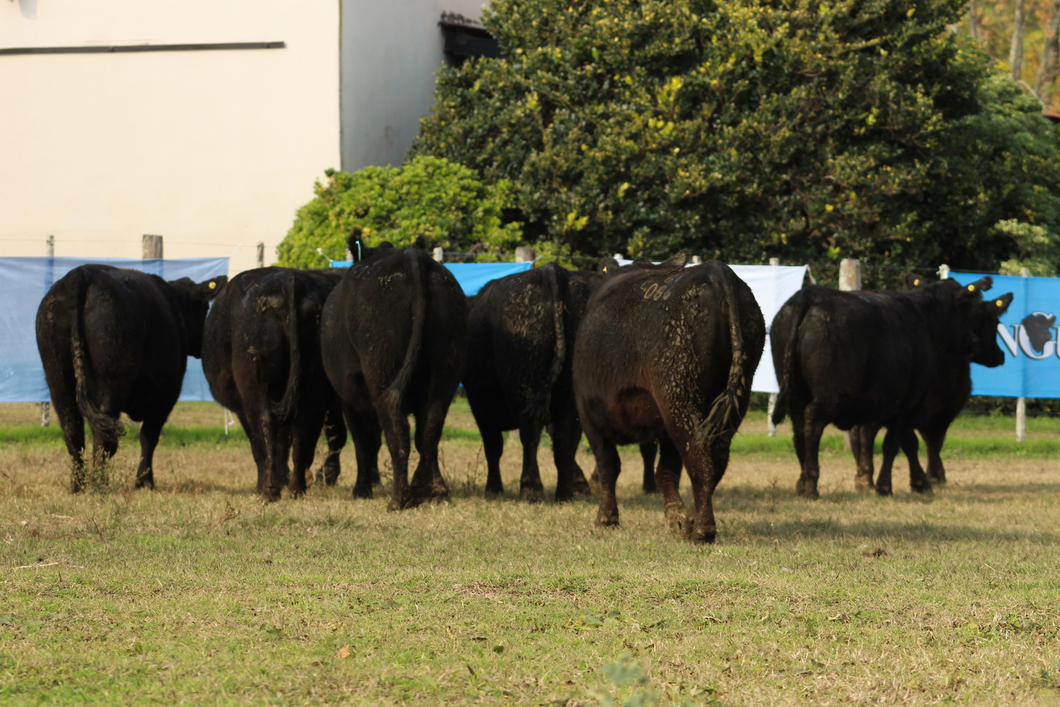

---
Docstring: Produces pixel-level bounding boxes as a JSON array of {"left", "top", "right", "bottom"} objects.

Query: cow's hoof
[
  {"left": 554, "top": 487, "right": 575, "bottom": 503},
  {"left": 796, "top": 480, "right": 820, "bottom": 499},
  {"left": 689, "top": 525, "right": 717, "bottom": 544},
  {"left": 352, "top": 484, "right": 372, "bottom": 500},
  {"left": 596, "top": 512, "right": 620, "bottom": 528},
  {"left": 928, "top": 474, "right": 946, "bottom": 484},
  {"left": 875, "top": 485, "right": 893, "bottom": 497},
  {"left": 854, "top": 476, "right": 874, "bottom": 493},
  {"left": 911, "top": 483, "right": 933, "bottom": 495},
  {"left": 664, "top": 503, "right": 690, "bottom": 538},
  {"left": 573, "top": 481, "right": 592, "bottom": 496},
  {"left": 135, "top": 479, "right": 155, "bottom": 490},
  {"left": 520, "top": 486, "right": 544, "bottom": 504},
  {"left": 642, "top": 485, "right": 660, "bottom": 495}
]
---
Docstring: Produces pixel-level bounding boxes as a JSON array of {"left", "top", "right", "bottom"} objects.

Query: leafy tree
[
  {"left": 414, "top": 0, "right": 1060, "bottom": 273},
  {"left": 276, "top": 155, "right": 522, "bottom": 268}
]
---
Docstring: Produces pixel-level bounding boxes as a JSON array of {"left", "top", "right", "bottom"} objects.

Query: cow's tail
[
  {"left": 69, "top": 268, "right": 123, "bottom": 441},
  {"left": 270, "top": 276, "right": 301, "bottom": 424},
  {"left": 698, "top": 268, "right": 756, "bottom": 445},
  {"left": 770, "top": 290, "right": 812, "bottom": 426},
  {"left": 524, "top": 264, "right": 566, "bottom": 424},
  {"left": 383, "top": 250, "right": 429, "bottom": 425}
]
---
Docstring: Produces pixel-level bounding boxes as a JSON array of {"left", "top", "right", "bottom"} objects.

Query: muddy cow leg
[
  {"left": 640, "top": 443, "right": 659, "bottom": 494},
  {"left": 584, "top": 424, "right": 621, "bottom": 527},
  {"left": 377, "top": 398, "right": 412, "bottom": 510},
  {"left": 409, "top": 394, "right": 451, "bottom": 505},
  {"left": 851, "top": 423, "right": 879, "bottom": 492},
  {"left": 655, "top": 437, "right": 688, "bottom": 537},
  {"left": 901, "top": 429, "right": 932, "bottom": 494},
  {"left": 134, "top": 413, "right": 166, "bottom": 490},
  {"left": 517, "top": 421, "right": 545, "bottom": 503},
  {"left": 235, "top": 409, "right": 268, "bottom": 496},
  {"left": 289, "top": 406, "right": 328, "bottom": 498},
  {"left": 921, "top": 424, "right": 947, "bottom": 484},
  {"left": 317, "top": 402, "right": 347, "bottom": 487},
  {"left": 344, "top": 403, "right": 381, "bottom": 500},
  {"left": 51, "top": 392, "right": 87, "bottom": 493}
]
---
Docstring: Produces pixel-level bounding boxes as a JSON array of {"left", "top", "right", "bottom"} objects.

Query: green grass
[{"left": 0, "top": 401, "right": 1059, "bottom": 705}]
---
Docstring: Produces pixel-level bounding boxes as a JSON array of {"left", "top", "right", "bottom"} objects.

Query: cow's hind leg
[
  {"left": 795, "top": 404, "right": 826, "bottom": 499},
  {"left": 317, "top": 402, "right": 347, "bottom": 487},
  {"left": 409, "top": 397, "right": 451, "bottom": 506},
  {"left": 480, "top": 424, "right": 505, "bottom": 496},
  {"left": 344, "top": 403, "right": 381, "bottom": 500},
  {"left": 875, "top": 428, "right": 902, "bottom": 497},
  {"left": 584, "top": 424, "right": 621, "bottom": 527},
  {"left": 901, "top": 430, "right": 932, "bottom": 494},
  {"left": 289, "top": 407, "right": 328, "bottom": 498},
  {"left": 851, "top": 424, "right": 879, "bottom": 492},
  {"left": 549, "top": 406, "right": 584, "bottom": 502},
  {"left": 921, "top": 424, "right": 947, "bottom": 484},
  {"left": 134, "top": 414, "right": 166, "bottom": 490},
  {"left": 51, "top": 391, "right": 87, "bottom": 492},
  {"left": 655, "top": 437, "right": 688, "bottom": 537},
  {"left": 640, "top": 443, "right": 659, "bottom": 494},
  {"left": 517, "top": 421, "right": 545, "bottom": 503}
]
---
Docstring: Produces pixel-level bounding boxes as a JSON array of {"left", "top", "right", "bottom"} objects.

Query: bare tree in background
[
  {"left": 1010, "top": 0, "right": 1027, "bottom": 82},
  {"left": 968, "top": 0, "right": 983, "bottom": 40},
  {"left": 1037, "top": 0, "right": 1060, "bottom": 108}
]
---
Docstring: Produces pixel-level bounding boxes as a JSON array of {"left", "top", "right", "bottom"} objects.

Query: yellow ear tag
[
  {"left": 913, "top": 279, "right": 920, "bottom": 286},
  {"left": 967, "top": 284, "right": 976, "bottom": 292},
  {"left": 996, "top": 299, "right": 1003, "bottom": 307},
  {"left": 602, "top": 267, "right": 608, "bottom": 273},
  {"left": 209, "top": 281, "right": 217, "bottom": 289}
]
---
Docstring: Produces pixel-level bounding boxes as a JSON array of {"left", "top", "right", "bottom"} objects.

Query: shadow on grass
[{"left": 737, "top": 517, "right": 1058, "bottom": 544}]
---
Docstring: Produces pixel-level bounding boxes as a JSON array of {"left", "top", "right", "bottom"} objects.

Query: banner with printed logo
[
  {"left": 951, "top": 272, "right": 1060, "bottom": 399},
  {"left": 0, "top": 257, "right": 229, "bottom": 404}
]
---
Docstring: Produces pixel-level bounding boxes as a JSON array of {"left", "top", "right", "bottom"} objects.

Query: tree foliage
[
  {"left": 414, "top": 0, "right": 1060, "bottom": 271},
  {"left": 275, "top": 155, "right": 522, "bottom": 269}
]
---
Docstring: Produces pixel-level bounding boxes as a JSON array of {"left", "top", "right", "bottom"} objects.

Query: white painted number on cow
[{"left": 642, "top": 283, "right": 672, "bottom": 301}]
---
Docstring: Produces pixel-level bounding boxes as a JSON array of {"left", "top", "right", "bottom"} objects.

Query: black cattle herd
[{"left": 32, "top": 230, "right": 1015, "bottom": 543}]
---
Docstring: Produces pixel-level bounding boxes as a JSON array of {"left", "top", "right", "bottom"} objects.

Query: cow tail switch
[
  {"left": 383, "top": 250, "right": 429, "bottom": 423},
  {"left": 701, "top": 268, "right": 753, "bottom": 444},
  {"left": 69, "top": 268, "right": 124, "bottom": 442},
  {"left": 270, "top": 276, "right": 301, "bottom": 424}
]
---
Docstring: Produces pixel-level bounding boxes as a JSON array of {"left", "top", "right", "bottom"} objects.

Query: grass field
[{"left": 1, "top": 400, "right": 1059, "bottom": 705}]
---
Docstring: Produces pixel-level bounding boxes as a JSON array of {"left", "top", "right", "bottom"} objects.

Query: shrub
[{"left": 276, "top": 156, "right": 523, "bottom": 268}]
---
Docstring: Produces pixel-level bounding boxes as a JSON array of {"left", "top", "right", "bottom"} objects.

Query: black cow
[
  {"left": 202, "top": 267, "right": 354, "bottom": 501},
  {"left": 320, "top": 229, "right": 468, "bottom": 509},
  {"left": 573, "top": 253, "right": 766, "bottom": 544},
  {"left": 463, "top": 264, "right": 597, "bottom": 502},
  {"left": 35, "top": 264, "right": 226, "bottom": 491},
  {"left": 848, "top": 276, "right": 1014, "bottom": 486},
  {"left": 771, "top": 277, "right": 1013, "bottom": 498}
]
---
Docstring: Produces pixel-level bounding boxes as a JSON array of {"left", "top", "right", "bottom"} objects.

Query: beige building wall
[
  {"left": 340, "top": 0, "right": 487, "bottom": 172},
  {"left": 0, "top": 0, "right": 342, "bottom": 274}
]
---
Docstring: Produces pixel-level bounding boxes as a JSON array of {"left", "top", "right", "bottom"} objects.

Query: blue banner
[
  {"left": 951, "top": 272, "right": 1060, "bottom": 398},
  {"left": 330, "top": 260, "right": 533, "bottom": 296},
  {"left": 0, "top": 257, "right": 229, "bottom": 403}
]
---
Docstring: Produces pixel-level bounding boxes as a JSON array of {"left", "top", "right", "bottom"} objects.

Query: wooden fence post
[
  {"left": 767, "top": 257, "right": 779, "bottom": 437},
  {"left": 1017, "top": 267, "right": 1030, "bottom": 442},
  {"left": 142, "top": 234, "right": 163, "bottom": 259},
  {"left": 838, "top": 258, "right": 861, "bottom": 449}
]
